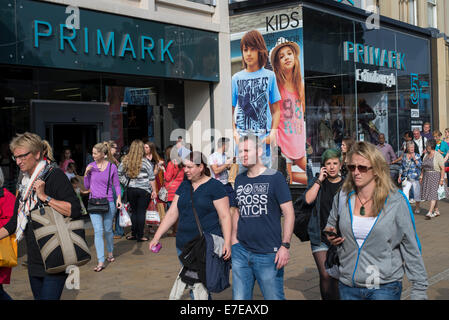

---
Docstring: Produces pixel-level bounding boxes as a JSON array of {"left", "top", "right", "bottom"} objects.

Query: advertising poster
[{"left": 230, "top": 6, "right": 307, "bottom": 185}]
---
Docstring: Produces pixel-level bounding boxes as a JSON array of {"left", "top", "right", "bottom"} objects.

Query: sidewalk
[{"left": 5, "top": 199, "right": 449, "bottom": 300}]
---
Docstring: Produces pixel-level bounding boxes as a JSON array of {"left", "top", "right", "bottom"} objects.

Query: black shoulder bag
[
  {"left": 178, "top": 184, "right": 231, "bottom": 293},
  {"left": 87, "top": 163, "right": 111, "bottom": 213}
]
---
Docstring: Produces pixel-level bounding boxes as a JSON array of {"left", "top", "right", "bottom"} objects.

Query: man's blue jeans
[
  {"left": 231, "top": 242, "right": 285, "bottom": 300},
  {"left": 89, "top": 201, "right": 116, "bottom": 264},
  {"left": 339, "top": 281, "right": 402, "bottom": 300}
]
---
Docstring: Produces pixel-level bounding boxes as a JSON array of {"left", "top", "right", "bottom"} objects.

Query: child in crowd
[{"left": 65, "top": 162, "right": 77, "bottom": 181}]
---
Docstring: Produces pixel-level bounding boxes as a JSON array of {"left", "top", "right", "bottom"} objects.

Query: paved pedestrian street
[{"left": 6, "top": 199, "right": 449, "bottom": 300}]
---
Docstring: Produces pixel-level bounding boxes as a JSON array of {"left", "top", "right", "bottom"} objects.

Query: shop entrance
[{"left": 46, "top": 123, "right": 99, "bottom": 172}]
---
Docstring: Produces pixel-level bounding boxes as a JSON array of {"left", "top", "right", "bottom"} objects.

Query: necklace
[{"left": 356, "top": 193, "right": 372, "bottom": 216}]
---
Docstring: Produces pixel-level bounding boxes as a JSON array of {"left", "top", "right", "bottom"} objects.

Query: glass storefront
[
  {"left": 303, "top": 7, "right": 432, "bottom": 163},
  {"left": 0, "top": 65, "right": 186, "bottom": 191}
]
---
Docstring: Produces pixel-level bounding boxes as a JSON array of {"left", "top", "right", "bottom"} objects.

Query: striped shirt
[{"left": 118, "top": 158, "right": 155, "bottom": 194}]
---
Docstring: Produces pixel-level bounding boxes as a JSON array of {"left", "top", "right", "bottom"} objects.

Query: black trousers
[{"left": 127, "top": 187, "right": 151, "bottom": 239}]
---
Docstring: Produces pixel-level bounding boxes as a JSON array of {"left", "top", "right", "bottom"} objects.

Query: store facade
[
  {"left": 230, "top": 0, "right": 433, "bottom": 182},
  {"left": 0, "top": 0, "right": 228, "bottom": 191}
]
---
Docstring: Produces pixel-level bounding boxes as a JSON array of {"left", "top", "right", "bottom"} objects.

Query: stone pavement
[{"left": 5, "top": 199, "right": 449, "bottom": 300}]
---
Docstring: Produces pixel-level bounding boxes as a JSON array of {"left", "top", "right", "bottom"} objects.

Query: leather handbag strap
[
  {"left": 189, "top": 184, "right": 203, "bottom": 237},
  {"left": 106, "top": 162, "right": 111, "bottom": 196}
]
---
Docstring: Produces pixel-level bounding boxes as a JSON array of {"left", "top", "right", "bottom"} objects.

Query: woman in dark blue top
[{"left": 149, "top": 151, "right": 232, "bottom": 260}]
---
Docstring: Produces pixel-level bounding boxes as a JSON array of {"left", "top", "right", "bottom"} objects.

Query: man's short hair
[{"left": 239, "top": 134, "right": 262, "bottom": 150}]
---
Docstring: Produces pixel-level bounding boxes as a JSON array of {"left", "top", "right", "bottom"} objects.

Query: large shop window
[
  {"left": 0, "top": 66, "right": 186, "bottom": 192},
  {"left": 303, "top": 7, "right": 432, "bottom": 164}
]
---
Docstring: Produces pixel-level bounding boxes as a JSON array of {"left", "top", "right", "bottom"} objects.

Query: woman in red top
[
  {"left": 163, "top": 146, "right": 184, "bottom": 236},
  {"left": 0, "top": 169, "right": 16, "bottom": 300}
]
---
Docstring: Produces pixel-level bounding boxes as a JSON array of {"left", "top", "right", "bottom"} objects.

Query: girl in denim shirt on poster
[{"left": 398, "top": 141, "right": 422, "bottom": 214}]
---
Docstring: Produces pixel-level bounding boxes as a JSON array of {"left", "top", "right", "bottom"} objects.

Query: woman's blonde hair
[
  {"left": 121, "top": 140, "right": 145, "bottom": 179},
  {"left": 42, "top": 140, "right": 55, "bottom": 162},
  {"left": 93, "top": 142, "right": 115, "bottom": 163},
  {"left": 9, "top": 132, "right": 44, "bottom": 160},
  {"left": 342, "top": 141, "right": 396, "bottom": 216}
]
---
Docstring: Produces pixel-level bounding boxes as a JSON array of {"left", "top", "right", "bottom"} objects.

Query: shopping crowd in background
[{"left": 2, "top": 123, "right": 449, "bottom": 301}]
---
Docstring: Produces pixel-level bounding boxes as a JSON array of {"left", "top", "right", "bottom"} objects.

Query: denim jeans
[
  {"left": 89, "top": 201, "right": 116, "bottom": 264},
  {"left": 29, "top": 275, "right": 67, "bottom": 300},
  {"left": 231, "top": 242, "right": 285, "bottom": 300},
  {"left": 339, "top": 281, "right": 402, "bottom": 300},
  {"left": 0, "top": 284, "right": 12, "bottom": 300},
  {"left": 114, "top": 209, "right": 124, "bottom": 236}
]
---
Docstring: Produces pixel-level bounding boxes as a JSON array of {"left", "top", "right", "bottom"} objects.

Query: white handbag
[
  {"left": 438, "top": 185, "right": 446, "bottom": 200},
  {"left": 119, "top": 203, "right": 132, "bottom": 227}
]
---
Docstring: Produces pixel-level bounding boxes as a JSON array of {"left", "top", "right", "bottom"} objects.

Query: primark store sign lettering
[{"left": 0, "top": 0, "right": 219, "bottom": 81}]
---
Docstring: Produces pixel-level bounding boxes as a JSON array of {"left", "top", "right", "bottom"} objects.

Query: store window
[
  {"left": 0, "top": 65, "right": 186, "bottom": 192},
  {"left": 302, "top": 7, "right": 432, "bottom": 165}
]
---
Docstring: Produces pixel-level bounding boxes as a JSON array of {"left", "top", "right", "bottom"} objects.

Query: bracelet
[{"left": 315, "top": 179, "right": 322, "bottom": 187}]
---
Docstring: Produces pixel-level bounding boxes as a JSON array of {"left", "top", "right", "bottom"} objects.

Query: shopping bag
[
  {"left": 438, "top": 185, "right": 447, "bottom": 200},
  {"left": 0, "top": 234, "right": 18, "bottom": 268},
  {"left": 146, "top": 199, "right": 160, "bottom": 225},
  {"left": 119, "top": 203, "right": 132, "bottom": 227}
]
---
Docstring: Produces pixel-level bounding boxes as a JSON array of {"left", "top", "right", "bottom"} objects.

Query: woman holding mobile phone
[
  {"left": 304, "top": 148, "right": 343, "bottom": 300},
  {"left": 324, "top": 141, "right": 427, "bottom": 300}
]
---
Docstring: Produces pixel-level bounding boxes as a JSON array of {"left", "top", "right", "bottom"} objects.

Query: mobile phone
[
  {"left": 323, "top": 230, "right": 339, "bottom": 238},
  {"left": 151, "top": 243, "right": 162, "bottom": 253}
]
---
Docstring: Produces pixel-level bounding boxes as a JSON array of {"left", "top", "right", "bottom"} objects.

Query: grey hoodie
[{"left": 326, "top": 189, "right": 428, "bottom": 300}]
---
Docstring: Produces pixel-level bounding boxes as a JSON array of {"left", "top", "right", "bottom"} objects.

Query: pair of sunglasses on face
[{"left": 346, "top": 164, "right": 373, "bottom": 173}]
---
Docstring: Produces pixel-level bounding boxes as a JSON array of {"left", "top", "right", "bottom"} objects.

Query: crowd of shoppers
[{"left": 1, "top": 125, "right": 444, "bottom": 301}]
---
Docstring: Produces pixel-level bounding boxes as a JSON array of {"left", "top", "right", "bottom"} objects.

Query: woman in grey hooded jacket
[{"left": 325, "top": 141, "right": 428, "bottom": 300}]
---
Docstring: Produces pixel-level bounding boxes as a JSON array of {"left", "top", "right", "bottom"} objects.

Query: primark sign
[
  {"left": 0, "top": 0, "right": 219, "bottom": 81},
  {"left": 343, "top": 41, "right": 406, "bottom": 71}
]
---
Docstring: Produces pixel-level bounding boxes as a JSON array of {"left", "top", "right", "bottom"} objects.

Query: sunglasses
[{"left": 347, "top": 164, "right": 373, "bottom": 173}]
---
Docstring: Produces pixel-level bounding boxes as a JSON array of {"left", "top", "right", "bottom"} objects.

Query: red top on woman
[
  {"left": 163, "top": 161, "right": 185, "bottom": 202},
  {"left": 0, "top": 188, "right": 16, "bottom": 284}
]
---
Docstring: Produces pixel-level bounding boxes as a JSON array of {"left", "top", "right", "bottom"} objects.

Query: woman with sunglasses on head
[
  {"left": 304, "top": 149, "right": 343, "bottom": 300},
  {"left": 324, "top": 141, "right": 428, "bottom": 300},
  {"left": 84, "top": 142, "right": 122, "bottom": 272}
]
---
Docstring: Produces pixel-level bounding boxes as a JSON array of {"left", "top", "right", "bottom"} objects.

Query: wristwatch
[
  {"left": 281, "top": 242, "right": 290, "bottom": 249},
  {"left": 43, "top": 196, "right": 52, "bottom": 205}
]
